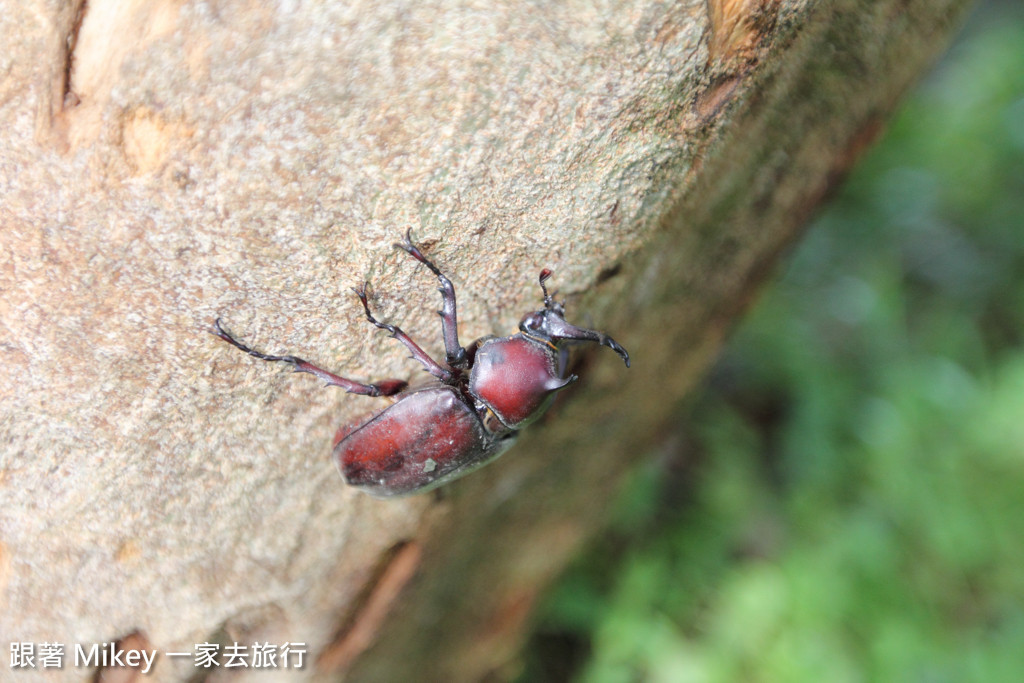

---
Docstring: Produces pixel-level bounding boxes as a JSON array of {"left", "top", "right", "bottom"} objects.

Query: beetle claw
[{"left": 393, "top": 228, "right": 416, "bottom": 253}]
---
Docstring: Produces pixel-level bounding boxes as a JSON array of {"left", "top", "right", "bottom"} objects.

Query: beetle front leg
[
  {"left": 394, "top": 229, "right": 468, "bottom": 370},
  {"left": 352, "top": 285, "right": 455, "bottom": 383},
  {"left": 213, "top": 320, "right": 408, "bottom": 396}
]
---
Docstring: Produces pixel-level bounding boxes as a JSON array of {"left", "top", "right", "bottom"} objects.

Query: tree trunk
[{"left": 0, "top": 0, "right": 973, "bottom": 680}]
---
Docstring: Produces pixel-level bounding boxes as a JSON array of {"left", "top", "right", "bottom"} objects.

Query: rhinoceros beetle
[{"left": 214, "top": 231, "right": 629, "bottom": 498}]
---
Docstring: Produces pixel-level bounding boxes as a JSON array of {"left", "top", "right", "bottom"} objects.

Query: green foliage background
[{"left": 521, "top": 1, "right": 1024, "bottom": 680}]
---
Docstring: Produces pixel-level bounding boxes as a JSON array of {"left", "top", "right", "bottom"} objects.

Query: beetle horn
[{"left": 544, "top": 315, "right": 630, "bottom": 367}]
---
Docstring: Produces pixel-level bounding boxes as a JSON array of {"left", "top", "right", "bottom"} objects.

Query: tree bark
[{"left": 0, "top": 0, "right": 973, "bottom": 680}]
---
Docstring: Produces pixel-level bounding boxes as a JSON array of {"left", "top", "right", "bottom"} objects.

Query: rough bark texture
[{"left": 0, "top": 0, "right": 972, "bottom": 680}]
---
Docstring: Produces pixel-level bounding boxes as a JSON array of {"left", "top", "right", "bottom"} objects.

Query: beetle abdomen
[{"left": 335, "top": 386, "right": 501, "bottom": 498}]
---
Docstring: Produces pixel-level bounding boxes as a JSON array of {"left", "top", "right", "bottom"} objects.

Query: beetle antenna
[{"left": 538, "top": 269, "right": 555, "bottom": 309}]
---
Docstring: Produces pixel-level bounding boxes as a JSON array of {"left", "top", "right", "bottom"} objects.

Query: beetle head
[
  {"left": 518, "top": 270, "right": 630, "bottom": 367},
  {"left": 518, "top": 269, "right": 562, "bottom": 336}
]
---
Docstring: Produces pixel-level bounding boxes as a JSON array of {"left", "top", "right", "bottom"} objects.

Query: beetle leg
[
  {"left": 352, "top": 285, "right": 455, "bottom": 383},
  {"left": 213, "top": 319, "right": 408, "bottom": 396},
  {"left": 394, "top": 229, "right": 469, "bottom": 370}
]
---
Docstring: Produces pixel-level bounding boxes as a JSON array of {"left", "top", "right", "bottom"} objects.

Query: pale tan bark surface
[{"left": 0, "top": 0, "right": 972, "bottom": 680}]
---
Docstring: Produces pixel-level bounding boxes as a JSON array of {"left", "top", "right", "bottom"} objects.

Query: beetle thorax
[{"left": 468, "top": 335, "right": 572, "bottom": 429}]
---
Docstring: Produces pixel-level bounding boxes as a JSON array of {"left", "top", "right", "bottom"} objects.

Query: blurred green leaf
[{"left": 520, "top": 2, "right": 1024, "bottom": 682}]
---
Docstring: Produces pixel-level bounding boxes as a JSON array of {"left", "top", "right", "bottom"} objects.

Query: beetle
[{"left": 213, "top": 231, "right": 629, "bottom": 498}]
